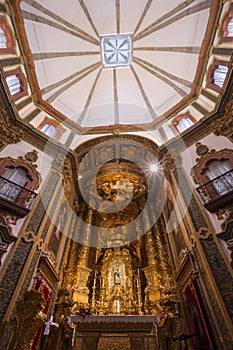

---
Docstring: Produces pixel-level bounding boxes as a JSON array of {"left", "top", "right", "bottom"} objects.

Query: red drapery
[
  {"left": 182, "top": 276, "right": 211, "bottom": 349},
  {"left": 31, "top": 272, "right": 54, "bottom": 350}
]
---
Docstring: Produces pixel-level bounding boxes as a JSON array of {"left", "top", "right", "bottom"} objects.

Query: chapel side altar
[{"left": 69, "top": 315, "right": 160, "bottom": 350}]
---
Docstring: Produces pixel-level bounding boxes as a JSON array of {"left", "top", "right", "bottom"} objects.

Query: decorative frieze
[
  {"left": 0, "top": 102, "right": 22, "bottom": 144},
  {"left": 213, "top": 98, "right": 233, "bottom": 138},
  {"left": 161, "top": 150, "right": 182, "bottom": 179}
]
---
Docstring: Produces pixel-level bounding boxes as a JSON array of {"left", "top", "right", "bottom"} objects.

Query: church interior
[{"left": 0, "top": 0, "right": 233, "bottom": 349}]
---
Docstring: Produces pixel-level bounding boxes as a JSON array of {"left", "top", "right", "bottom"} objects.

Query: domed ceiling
[{"left": 16, "top": 0, "right": 212, "bottom": 131}]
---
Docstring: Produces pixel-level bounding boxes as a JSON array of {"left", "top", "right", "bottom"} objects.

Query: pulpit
[{"left": 69, "top": 315, "right": 160, "bottom": 350}]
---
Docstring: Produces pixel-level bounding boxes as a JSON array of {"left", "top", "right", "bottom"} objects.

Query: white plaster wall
[
  {"left": 0, "top": 141, "right": 54, "bottom": 236},
  {"left": 181, "top": 133, "right": 233, "bottom": 233},
  {"left": 0, "top": 141, "right": 53, "bottom": 187}
]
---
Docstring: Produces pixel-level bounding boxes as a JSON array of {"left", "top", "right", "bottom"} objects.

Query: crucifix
[{"left": 43, "top": 316, "right": 59, "bottom": 335}]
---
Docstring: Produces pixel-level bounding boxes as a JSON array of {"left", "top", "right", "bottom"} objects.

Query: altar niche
[
  {"left": 114, "top": 264, "right": 121, "bottom": 285},
  {"left": 91, "top": 248, "right": 142, "bottom": 315}
]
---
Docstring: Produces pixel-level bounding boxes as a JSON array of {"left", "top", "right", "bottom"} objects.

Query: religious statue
[
  {"left": 114, "top": 265, "right": 121, "bottom": 285},
  {"left": 9, "top": 290, "right": 46, "bottom": 350}
]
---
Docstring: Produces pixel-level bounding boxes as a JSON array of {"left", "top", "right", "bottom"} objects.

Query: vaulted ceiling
[
  {"left": 4, "top": 0, "right": 232, "bottom": 149},
  {"left": 19, "top": 0, "right": 211, "bottom": 129}
]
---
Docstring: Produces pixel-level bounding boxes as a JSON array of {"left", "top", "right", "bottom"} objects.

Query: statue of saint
[{"left": 114, "top": 265, "right": 121, "bottom": 285}]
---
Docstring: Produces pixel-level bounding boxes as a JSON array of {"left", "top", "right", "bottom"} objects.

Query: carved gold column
[
  {"left": 91, "top": 269, "right": 97, "bottom": 311},
  {"left": 152, "top": 220, "right": 174, "bottom": 295},
  {"left": 142, "top": 209, "right": 161, "bottom": 306},
  {"left": 99, "top": 263, "right": 107, "bottom": 314},
  {"left": 135, "top": 268, "right": 143, "bottom": 314},
  {"left": 71, "top": 196, "right": 94, "bottom": 308},
  {"left": 60, "top": 218, "right": 79, "bottom": 296},
  {"left": 71, "top": 251, "right": 92, "bottom": 306},
  {"left": 159, "top": 149, "right": 182, "bottom": 296}
]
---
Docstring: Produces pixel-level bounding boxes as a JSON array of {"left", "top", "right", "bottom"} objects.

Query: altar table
[{"left": 69, "top": 315, "right": 160, "bottom": 350}]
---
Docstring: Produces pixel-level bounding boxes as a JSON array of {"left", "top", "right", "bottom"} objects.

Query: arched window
[
  {"left": 0, "top": 16, "right": 15, "bottom": 54},
  {"left": 0, "top": 166, "right": 30, "bottom": 202},
  {"left": 0, "top": 157, "right": 40, "bottom": 210},
  {"left": 38, "top": 117, "right": 65, "bottom": 140},
  {"left": 207, "top": 60, "right": 229, "bottom": 92},
  {"left": 213, "top": 65, "right": 228, "bottom": 89},
  {"left": 172, "top": 112, "right": 196, "bottom": 134},
  {"left": 204, "top": 159, "right": 233, "bottom": 195},
  {"left": 0, "top": 28, "right": 7, "bottom": 48},
  {"left": 6, "top": 74, "right": 21, "bottom": 96},
  {"left": 176, "top": 117, "right": 194, "bottom": 133},
  {"left": 5, "top": 68, "right": 27, "bottom": 100},
  {"left": 40, "top": 123, "right": 57, "bottom": 138},
  {"left": 227, "top": 17, "right": 233, "bottom": 37},
  {"left": 193, "top": 149, "right": 233, "bottom": 211},
  {"left": 220, "top": 3, "right": 233, "bottom": 42}
]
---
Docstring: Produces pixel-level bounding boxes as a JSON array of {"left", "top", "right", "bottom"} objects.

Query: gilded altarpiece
[{"left": 94, "top": 248, "right": 141, "bottom": 315}]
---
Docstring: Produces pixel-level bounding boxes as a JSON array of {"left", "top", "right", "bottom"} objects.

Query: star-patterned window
[{"left": 101, "top": 34, "right": 132, "bottom": 68}]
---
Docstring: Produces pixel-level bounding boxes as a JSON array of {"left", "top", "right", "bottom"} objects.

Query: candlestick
[{"left": 93, "top": 269, "right": 97, "bottom": 286}]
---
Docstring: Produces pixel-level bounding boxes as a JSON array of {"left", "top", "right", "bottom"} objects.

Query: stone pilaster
[
  {"left": 0, "top": 170, "right": 61, "bottom": 322},
  {"left": 172, "top": 165, "right": 233, "bottom": 349},
  {"left": 0, "top": 170, "right": 61, "bottom": 349}
]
